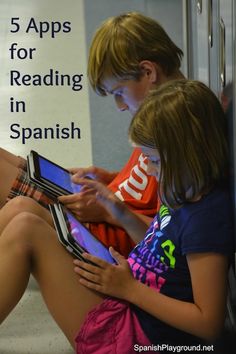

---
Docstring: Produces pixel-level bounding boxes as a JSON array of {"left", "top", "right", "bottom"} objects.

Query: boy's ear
[{"left": 139, "top": 60, "right": 158, "bottom": 83}]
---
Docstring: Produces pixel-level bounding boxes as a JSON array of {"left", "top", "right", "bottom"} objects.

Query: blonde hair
[
  {"left": 129, "top": 80, "right": 229, "bottom": 208},
  {"left": 88, "top": 12, "right": 183, "bottom": 95}
]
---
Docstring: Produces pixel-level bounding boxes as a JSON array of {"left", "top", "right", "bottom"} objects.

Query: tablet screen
[
  {"left": 65, "top": 210, "right": 115, "bottom": 264},
  {"left": 38, "top": 156, "right": 81, "bottom": 194}
]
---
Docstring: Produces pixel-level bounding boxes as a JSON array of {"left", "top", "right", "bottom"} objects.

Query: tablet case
[
  {"left": 27, "top": 150, "right": 75, "bottom": 197},
  {"left": 49, "top": 203, "right": 115, "bottom": 264}
]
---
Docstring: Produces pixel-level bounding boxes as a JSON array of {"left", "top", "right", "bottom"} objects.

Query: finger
[
  {"left": 58, "top": 195, "right": 69, "bottom": 202},
  {"left": 73, "top": 259, "right": 102, "bottom": 273},
  {"left": 74, "top": 265, "right": 100, "bottom": 284},
  {"left": 80, "top": 181, "right": 111, "bottom": 201},
  {"left": 58, "top": 194, "right": 81, "bottom": 203},
  {"left": 68, "top": 167, "right": 79, "bottom": 175},
  {"left": 61, "top": 203, "right": 82, "bottom": 211},
  {"left": 73, "top": 166, "right": 96, "bottom": 179},
  {"left": 109, "top": 247, "right": 126, "bottom": 265},
  {"left": 78, "top": 252, "right": 110, "bottom": 269},
  {"left": 78, "top": 277, "right": 102, "bottom": 292},
  {"left": 72, "top": 175, "right": 97, "bottom": 186},
  {"left": 71, "top": 169, "right": 89, "bottom": 178},
  {"left": 79, "top": 186, "right": 97, "bottom": 196}
]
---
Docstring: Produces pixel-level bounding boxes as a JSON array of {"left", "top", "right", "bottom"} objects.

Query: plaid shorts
[{"left": 7, "top": 161, "right": 56, "bottom": 209}]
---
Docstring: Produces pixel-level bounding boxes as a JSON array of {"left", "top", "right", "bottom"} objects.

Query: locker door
[
  {"left": 219, "top": 0, "right": 236, "bottom": 271},
  {"left": 186, "top": 0, "right": 220, "bottom": 94},
  {"left": 216, "top": 0, "right": 233, "bottom": 114},
  {"left": 186, "top": 0, "right": 236, "bottom": 343},
  {"left": 187, "top": 0, "right": 210, "bottom": 85},
  {"left": 186, "top": 0, "right": 236, "bottom": 266}
]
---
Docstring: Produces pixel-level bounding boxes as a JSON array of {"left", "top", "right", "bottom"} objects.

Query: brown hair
[
  {"left": 88, "top": 12, "right": 183, "bottom": 95},
  {"left": 129, "top": 80, "right": 229, "bottom": 208}
]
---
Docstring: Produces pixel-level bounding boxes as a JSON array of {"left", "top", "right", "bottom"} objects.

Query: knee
[
  {"left": 2, "top": 212, "right": 45, "bottom": 245},
  {"left": 12, "top": 212, "right": 45, "bottom": 230},
  {"left": 3, "top": 196, "right": 53, "bottom": 232},
  {"left": 5, "top": 196, "right": 37, "bottom": 215}
]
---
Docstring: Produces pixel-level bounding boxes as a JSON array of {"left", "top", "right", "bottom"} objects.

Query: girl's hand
[{"left": 73, "top": 247, "right": 136, "bottom": 300}]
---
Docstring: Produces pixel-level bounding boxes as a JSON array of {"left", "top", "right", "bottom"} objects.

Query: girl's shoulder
[
  {"left": 174, "top": 187, "right": 234, "bottom": 256},
  {"left": 178, "top": 187, "right": 232, "bottom": 219}
]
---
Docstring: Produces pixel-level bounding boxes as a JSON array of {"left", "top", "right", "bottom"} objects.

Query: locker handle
[
  {"left": 197, "top": 0, "right": 202, "bottom": 14},
  {"left": 220, "top": 17, "right": 226, "bottom": 88},
  {"left": 208, "top": 0, "right": 213, "bottom": 47}
]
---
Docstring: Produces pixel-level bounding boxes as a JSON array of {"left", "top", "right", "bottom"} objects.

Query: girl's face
[
  {"left": 141, "top": 146, "right": 161, "bottom": 181},
  {"left": 102, "top": 75, "right": 154, "bottom": 116}
]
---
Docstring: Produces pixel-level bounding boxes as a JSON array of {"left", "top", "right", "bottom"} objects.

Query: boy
[{"left": 0, "top": 12, "right": 184, "bottom": 256}]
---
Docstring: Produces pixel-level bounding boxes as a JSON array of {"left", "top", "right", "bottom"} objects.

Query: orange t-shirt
[{"left": 89, "top": 148, "right": 159, "bottom": 257}]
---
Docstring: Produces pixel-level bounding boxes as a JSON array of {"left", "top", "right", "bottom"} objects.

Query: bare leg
[
  {"left": 0, "top": 196, "right": 54, "bottom": 234},
  {"left": 0, "top": 213, "right": 104, "bottom": 348},
  {"left": 0, "top": 147, "right": 28, "bottom": 206},
  {"left": 0, "top": 147, "right": 26, "bottom": 167},
  {"left": 0, "top": 159, "right": 19, "bottom": 207}
]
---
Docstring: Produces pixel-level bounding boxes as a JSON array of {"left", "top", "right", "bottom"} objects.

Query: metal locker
[{"left": 185, "top": 0, "right": 236, "bottom": 350}]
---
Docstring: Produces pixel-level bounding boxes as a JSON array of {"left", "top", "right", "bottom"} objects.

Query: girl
[
  {"left": 0, "top": 12, "right": 185, "bottom": 257},
  {"left": 0, "top": 80, "right": 233, "bottom": 353}
]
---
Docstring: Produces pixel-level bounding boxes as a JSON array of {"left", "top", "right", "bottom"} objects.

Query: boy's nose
[{"left": 114, "top": 96, "right": 129, "bottom": 112}]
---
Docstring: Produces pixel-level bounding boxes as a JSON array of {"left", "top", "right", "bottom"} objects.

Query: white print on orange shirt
[{"left": 115, "top": 154, "right": 148, "bottom": 201}]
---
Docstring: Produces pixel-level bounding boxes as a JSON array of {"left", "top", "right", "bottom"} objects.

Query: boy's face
[
  {"left": 102, "top": 74, "right": 155, "bottom": 116},
  {"left": 141, "top": 146, "right": 161, "bottom": 182}
]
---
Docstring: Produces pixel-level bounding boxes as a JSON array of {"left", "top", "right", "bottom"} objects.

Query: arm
[
  {"left": 102, "top": 197, "right": 150, "bottom": 243},
  {"left": 128, "top": 252, "right": 228, "bottom": 340},
  {"left": 74, "top": 250, "right": 228, "bottom": 341},
  {"left": 59, "top": 179, "right": 150, "bottom": 243},
  {"left": 81, "top": 179, "right": 150, "bottom": 242},
  {"left": 105, "top": 209, "right": 152, "bottom": 230},
  {"left": 58, "top": 192, "right": 151, "bottom": 230}
]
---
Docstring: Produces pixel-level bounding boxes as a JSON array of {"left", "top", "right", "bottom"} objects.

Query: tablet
[
  {"left": 27, "top": 150, "right": 81, "bottom": 197},
  {"left": 49, "top": 203, "right": 116, "bottom": 264}
]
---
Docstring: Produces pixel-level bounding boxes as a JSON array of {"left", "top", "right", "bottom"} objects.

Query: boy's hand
[
  {"left": 68, "top": 166, "right": 118, "bottom": 185},
  {"left": 70, "top": 178, "right": 127, "bottom": 223},
  {"left": 73, "top": 247, "right": 136, "bottom": 300},
  {"left": 58, "top": 193, "right": 110, "bottom": 222}
]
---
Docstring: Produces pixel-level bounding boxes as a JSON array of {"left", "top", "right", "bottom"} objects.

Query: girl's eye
[{"left": 150, "top": 159, "right": 160, "bottom": 166}]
